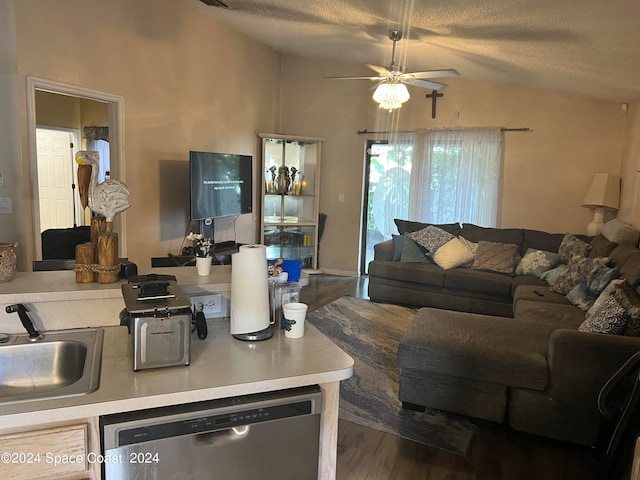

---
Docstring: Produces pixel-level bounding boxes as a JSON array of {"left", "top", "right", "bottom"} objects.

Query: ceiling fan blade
[
  {"left": 325, "top": 75, "right": 382, "bottom": 81},
  {"left": 366, "top": 64, "right": 391, "bottom": 76},
  {"left": 403, "top": 78, "right": 447, "bottom": 90},
  {"left": 405, "top": 69, "right": 460, "bottom": 79}
]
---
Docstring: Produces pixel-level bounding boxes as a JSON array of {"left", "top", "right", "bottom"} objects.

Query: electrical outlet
[
  {"left": 189, "top": 293, "right": 222, "bottom": 318},
  {"left": 0, "top": 197, "right": 12, "bottom": 214}
]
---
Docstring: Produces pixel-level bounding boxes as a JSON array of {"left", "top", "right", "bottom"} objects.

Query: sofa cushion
[
  {"left": 589, "top": 234, "right": 619, "bottom": 259},
  {"left": 461, "top": 223, "right": 524, "bottom": 250},
  {"left": 620, "top": 252, "right": 640, "bottom": 287},
  {"left": 444, "top": 267, "right": 514, "bottom": 298},
  {"left": 514, "top": 299, "right": 585, "bottom": 328},
  {"left": 368, "top": 260, "right": 446, "bottom": 287},
  {"left": 432, "top": 237, "right": 475, "bottom": 270},
  {"left": 513, "top": 284, "right": 572, "bottom": 308},
  {"left": 399, "top": 236, "right": 431, "bottom": 263},
  {"left": 472, "top": 241, "right": 519, "bottom": 275},
  {"left": 398, "top": 308, "right": 560, "bottom": 391},
  {"left": 609, "top": 244, "right": 640, "bottom": 270},
  {"left": 558, "top": 234, "right": 592, "bottom": 262},
  {"left": 522, "top": 229, "right": 566, "bottom": 254},
  {"left": 394, "top": 219, "right": 461, "bottom": 236},
  {"left": 406, "top": 225, "right": 455, "bottom": 253},
  {"left": 515, "top": 249, "right": 560, "bottom": 277}
]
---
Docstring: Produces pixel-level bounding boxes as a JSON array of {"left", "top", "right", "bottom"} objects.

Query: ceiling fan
[{"left": 326, "top": 30, "right": 459, "bottom": 111}]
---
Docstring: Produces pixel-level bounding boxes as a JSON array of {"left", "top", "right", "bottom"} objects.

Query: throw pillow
[
  {"left": 432, "top": 237, "right": 475, "bottom": 270},
  {"left": 540, "top": 265, "right": 568, "bottom": 287},
  {"left": 515, "top": 248, "right": 560, "bottom": 278},
  {"left": 406, "top": 225, "right": 455, "bottom": 253},
  {"left": 551, "top": 255, "right": 608, "bottom": 295},
  {"left": 392, "top": 234, "right": 405, "bottom": 261},
  {"left": 400, "top": 236, "right": 431, "bottom": 263},
  {"left": 578, "top": 292, "right": 627, "bottom": 335},
  {"left": 558, "top": 234, "right": 592, "bottom": 263},
  {"left": 566, "top": 264, "right": 619, "bottom": 311},
  {"left": 613, "top": 283, "right": 640, "bottom": 336},
  {"left": 586, "top": 279, "right": 624, "bottom": 319},
  {"left": 602, "top": 219, "right": 640, "bottom": 246},
  {"left": 472, "top": 241, "right": 519, "bottom": 275}
]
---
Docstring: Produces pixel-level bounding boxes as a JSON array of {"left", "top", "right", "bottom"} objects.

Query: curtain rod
[{"left": 356, "top": 127, "right": 531, "bottom": 135}]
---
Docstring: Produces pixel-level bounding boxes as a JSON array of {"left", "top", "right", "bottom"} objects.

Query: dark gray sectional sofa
[{"left": 368, "top": 218, "right": 640, "bottom": 446}]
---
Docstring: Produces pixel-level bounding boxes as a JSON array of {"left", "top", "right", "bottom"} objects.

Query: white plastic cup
[{"left": 282, "top": 302, "right": 308, "bottom": 338}]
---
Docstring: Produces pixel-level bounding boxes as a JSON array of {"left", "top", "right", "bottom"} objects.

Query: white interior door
[{"left": 36, "top": 127, "right": 80, "bottom": 231}]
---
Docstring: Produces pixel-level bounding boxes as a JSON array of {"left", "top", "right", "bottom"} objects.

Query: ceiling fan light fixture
[{"left": 372, "top": 82, "right": 410, "bottom": 111}]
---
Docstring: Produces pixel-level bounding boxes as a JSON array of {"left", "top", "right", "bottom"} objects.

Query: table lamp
[{"left": 582, "top": 173, "right": 620, "bottom": 235}]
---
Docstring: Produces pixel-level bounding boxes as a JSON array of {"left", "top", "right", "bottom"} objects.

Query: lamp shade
[
  {"left": 582, "top": 173, "right": 620, "bottom": 210},
  {"left": 372, "top": 82, "right": 410, "bottom": 111}
]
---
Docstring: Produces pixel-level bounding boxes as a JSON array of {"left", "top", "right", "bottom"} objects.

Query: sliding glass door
[{"left": 360, "top": 139, "right": 413, "bottom": 274}]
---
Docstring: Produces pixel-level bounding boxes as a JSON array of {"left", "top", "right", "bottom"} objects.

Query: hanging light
[{"left": 372, "top": 82, "right": 410, "bottom": 111}]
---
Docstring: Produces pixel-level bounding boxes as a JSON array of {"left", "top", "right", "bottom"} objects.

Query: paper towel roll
[{"left": 230, "top": 244, "right": 271, "bottom": 334}]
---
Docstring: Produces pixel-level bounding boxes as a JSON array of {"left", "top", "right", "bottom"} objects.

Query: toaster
[{"left": 120, "top": 275, "right": 191, "bottom": 371}]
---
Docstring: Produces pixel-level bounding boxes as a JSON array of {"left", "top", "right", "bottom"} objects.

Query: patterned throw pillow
[
  {"left": 578, "top": 292, "right": 627, "bottom": 334},
  {"left": 586, "top": 279, "right": 624, "bottom": 319},
  {"left": 566, "top": 264, "right": 619, "bottom": 311},
  {"left": 551, "top": 255, "right": 608, "bottom": 295},
  {"left": 540, "top": 265, "right": 568, "bottom": 287},
  {"left": 472, "top": 241, "right": 519, "bottom": 275},
  {"left": 515, "top": 249, "right": 560, "bottom": 277},
  {"left": 613, "top": 283, "right": 640, "bottom": 336},
  {"left": 558, "top": 233, "right": 592, "bottom": 262},
  {"left": 406, "top": 226, "right": 455, "bottom": 253}
]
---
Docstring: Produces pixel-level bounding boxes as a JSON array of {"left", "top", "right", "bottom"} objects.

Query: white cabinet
[{"left": 259, "top": 134, "right": 324, "bottom": 270}]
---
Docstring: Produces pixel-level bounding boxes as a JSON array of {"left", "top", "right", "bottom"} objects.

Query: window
[{"left": 409, "top": 128, "right": 503, "bottom": 227}]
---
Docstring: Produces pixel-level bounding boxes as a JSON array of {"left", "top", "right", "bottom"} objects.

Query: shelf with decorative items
[{"left": 259, "top": 133, "right": 325, "bottom": 271}]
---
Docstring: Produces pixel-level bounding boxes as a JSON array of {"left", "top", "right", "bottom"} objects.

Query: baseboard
[{"left": 319, "top": 268, "right": 359, "bottom": 277}]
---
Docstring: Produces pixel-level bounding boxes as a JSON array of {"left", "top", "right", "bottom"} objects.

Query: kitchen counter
[
  {"left": 0, "top": 320, "right": 353, "bottom": 427},
  {"left": 0, "top": 268, "right": 352, "bottom": 479}
]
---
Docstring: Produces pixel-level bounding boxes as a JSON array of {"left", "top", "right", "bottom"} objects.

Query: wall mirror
[{"left": 26, "top": 77, "right": 126, "bottom": 260}]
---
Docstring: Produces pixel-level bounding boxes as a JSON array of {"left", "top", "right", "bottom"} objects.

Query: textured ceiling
[{"left": 193, "top": 0, "right": 640, "bottom": 103}]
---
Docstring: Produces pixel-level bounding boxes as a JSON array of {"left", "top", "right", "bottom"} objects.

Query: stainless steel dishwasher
[{"left": 101, "top": 385, "right": 322, "bottom": 480}]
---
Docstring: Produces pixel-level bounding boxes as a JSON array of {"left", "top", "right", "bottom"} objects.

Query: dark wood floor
[{"left": 300, "top": 274, "right": 604, "bottom": 480}]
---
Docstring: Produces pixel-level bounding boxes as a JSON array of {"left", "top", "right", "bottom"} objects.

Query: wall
[
  {"left": 280, "top": 56, "right": 629, "bottom": 275},
  {"left": 11, "top": 0, "right": 281, "bottom": 271}
]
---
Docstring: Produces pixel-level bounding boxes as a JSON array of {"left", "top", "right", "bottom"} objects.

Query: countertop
[
  {"left": 0, "top": 266, "right": 235, "bottom": 304},
  {"left": 0, "top": 319, "right": 354, "bottom": 430}
]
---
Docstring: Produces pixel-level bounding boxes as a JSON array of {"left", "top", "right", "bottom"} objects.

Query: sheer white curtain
[
  {"left": 409, "top": 127, "right": 503, "bottom": 227},
  {"left": 372, "top": 131, "right": 415, "bottom": 237}
]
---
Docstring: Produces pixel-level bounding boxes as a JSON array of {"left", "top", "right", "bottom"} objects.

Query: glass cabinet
[{"left": 259, "top": 133, "right": 324, "bottom": 270}]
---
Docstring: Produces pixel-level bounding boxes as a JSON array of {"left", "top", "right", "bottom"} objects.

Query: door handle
[{"left": 194, "top": 425, "right": 250, "bottom": 447}]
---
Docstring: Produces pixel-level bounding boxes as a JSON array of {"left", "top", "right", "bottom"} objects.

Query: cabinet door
[{"left": 0, "top": 424, "right": 90, "bottom": 479}]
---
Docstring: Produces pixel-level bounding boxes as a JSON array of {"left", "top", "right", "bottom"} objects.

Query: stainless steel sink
[{"left": 0, "top": 328, "right": 104, "bottom": 403}]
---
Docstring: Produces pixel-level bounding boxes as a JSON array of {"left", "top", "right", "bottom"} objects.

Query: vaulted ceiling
[{"left": 193, "top": 0, "right": 640, "bottom": 103}]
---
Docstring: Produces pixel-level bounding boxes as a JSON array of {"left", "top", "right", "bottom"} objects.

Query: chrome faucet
[{"left": 5, "top": 304, "right": 43, "bottom": 341}]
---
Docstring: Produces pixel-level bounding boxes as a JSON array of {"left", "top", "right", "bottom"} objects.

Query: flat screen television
[{"left": 189, "top": 151, "right": 253, "bottom": 220}]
